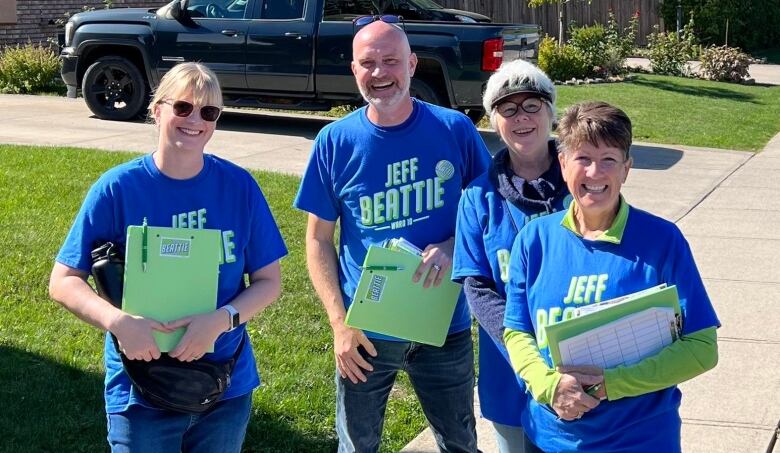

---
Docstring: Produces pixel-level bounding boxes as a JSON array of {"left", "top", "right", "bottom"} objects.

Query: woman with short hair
[
  {"left": 503, "top": 101, "right": 719, "bottom": 452},
  {"left": 49, "top": 62, "right": 287, "bottom": 452}
]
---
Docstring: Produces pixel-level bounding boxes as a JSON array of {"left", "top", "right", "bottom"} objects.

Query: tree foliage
[{"left": 659, "top": 0, "right": 780, "bottom": 51}]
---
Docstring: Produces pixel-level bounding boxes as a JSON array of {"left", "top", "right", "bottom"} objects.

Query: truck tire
[
  {"left": 410, "top": 79, "right": 445, "bottom": 107},
  {"left": 82, "top": 56, "right": 147, "bottom": 121}
]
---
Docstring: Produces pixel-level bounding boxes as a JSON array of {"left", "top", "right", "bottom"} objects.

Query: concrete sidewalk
[{"left": 2, "top": 94, "right": 778, "bottom": 452}]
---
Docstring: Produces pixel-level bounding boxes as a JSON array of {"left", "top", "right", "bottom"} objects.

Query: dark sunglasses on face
[
  {"left": 496, "top": 97, "right": 546, "bottom": 118},
  {"left": 352, "top": 14, "right": 405, "bottom": 32},
  {"left": 159, "top": 99, "right": 222, "bottom": 122}
]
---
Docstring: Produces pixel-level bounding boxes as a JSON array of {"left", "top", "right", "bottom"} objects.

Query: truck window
[
  {"left": 323, "top": 0, "right": 378, "bottom": 20},
  {"left": 261, "top": 0, "right": 305, "bottom": 19},
  {"left": 187, "top": 0, "right": 249, "bottom": 19}
]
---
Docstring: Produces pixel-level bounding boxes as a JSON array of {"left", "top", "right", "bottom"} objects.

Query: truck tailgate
[{"left": 499, "top": 24, "right": 540, "bottom": 62}]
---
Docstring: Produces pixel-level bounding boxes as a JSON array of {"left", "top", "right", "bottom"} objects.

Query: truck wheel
[
  {"left": 82, "top": 56, "right": 147, "bottom": 121},
  {"left": 410, "top": 79, "right": 445, "bottom": 107}
]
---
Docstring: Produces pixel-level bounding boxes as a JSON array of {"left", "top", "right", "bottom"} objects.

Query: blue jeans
[
  {"left": 492, "top": 422, "right": 543, "bottom": 453},
  {"left": 336, "top": 329, "right": 476, "bottom": 453},
  {"left": 107, "top": 393, "right": 252, "bottom": 453}
]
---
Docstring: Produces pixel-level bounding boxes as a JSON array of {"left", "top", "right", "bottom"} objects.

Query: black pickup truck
[{"left": 60, "top": 0, "right": 538, "bottom": 123}]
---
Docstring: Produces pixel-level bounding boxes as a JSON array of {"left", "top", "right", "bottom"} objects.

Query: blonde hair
[{"left": 148, "top": 62, "right": 223, "bottom": 118}]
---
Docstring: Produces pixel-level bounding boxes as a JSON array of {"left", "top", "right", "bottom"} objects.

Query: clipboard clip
[{"left": 141, "top": 217, "right": 148, "bottom": 273}]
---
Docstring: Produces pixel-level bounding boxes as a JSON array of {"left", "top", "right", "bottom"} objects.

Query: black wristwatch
[{"left": 222, "top": 305, "right": 240, "bottom": 331}]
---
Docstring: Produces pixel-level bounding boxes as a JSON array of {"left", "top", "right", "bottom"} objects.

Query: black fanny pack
[{"left": 91, "top": 241, "right": 241, "bottom": 414}]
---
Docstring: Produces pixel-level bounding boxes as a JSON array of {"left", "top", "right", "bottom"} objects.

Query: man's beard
[{"left": 359, "top": 75, "right": 410, "bottom": 111}]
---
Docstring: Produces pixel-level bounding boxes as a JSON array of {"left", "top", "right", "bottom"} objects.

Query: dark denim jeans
[
  {"left": 336, "top": 329, "right": 477, "bottom": 453},
  {"left": 106, "top": 392, "right": 252, "bottom": 453}
]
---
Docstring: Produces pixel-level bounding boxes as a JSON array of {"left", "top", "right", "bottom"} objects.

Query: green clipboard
[
  {"left": 545, "top": 285, "right": 681, "bottom": 367},
  {"left": 345, "top": 246, "right": 462, "bottom": 347},
  {"left": 123, "top": 224, "right": 222, "bottom": 352}
]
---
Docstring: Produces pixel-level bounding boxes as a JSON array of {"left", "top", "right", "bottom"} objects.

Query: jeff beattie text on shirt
[{"left": 359, "top": 157, "right": 455, "bottom": 231}]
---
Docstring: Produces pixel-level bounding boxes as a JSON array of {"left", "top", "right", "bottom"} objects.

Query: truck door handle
[
  {"left": 221, "top": 29, "right": 241, "bottom": 37},
  {"left": 284, "top": 32, "right": 307, "bottom": 39}
]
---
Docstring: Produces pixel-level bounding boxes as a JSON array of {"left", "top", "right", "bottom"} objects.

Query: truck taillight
[{"left": 482, "top": 37, "right": 504, "bottom": 72}]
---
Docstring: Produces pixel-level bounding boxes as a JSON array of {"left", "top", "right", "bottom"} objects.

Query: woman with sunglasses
[
  {"left": 49, "top": 62, "right": 287, "bottom": 452},
  {"left": 452, "top": 59, "right": 570, "bottom": 453}
]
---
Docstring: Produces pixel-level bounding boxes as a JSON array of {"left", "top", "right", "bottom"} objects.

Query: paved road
[{"left": 2, "top": 93, "right": 778, "bottom": 453}]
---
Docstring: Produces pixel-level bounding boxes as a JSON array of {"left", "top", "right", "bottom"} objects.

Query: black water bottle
[{"left": 90, "top": 242, "right": 125, "bottom": 308}]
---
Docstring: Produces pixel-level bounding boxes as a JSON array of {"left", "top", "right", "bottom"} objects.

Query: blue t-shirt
[
  {"left": 452, "top": 170, "right": 571, "bottom": 426},
  {"left": 56, "top": 153, "right": 288, "bottom": 414},
  {"left": 294, "top": 100, "right": 491, "bottom": 340},
  {"left": 504, "top": 205, "right": 720, "bottom": 452}
]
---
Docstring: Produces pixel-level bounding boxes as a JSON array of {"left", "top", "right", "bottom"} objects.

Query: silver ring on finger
[{"left": 432, "top": 264, "right": 442, "bottom": 272}]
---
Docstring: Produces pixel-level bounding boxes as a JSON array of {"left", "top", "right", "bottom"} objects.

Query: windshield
[{"left": 408, "top": 0, "right": 444, "bottom": 9}]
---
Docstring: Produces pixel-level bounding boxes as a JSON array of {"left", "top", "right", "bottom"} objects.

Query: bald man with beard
[{"left": 295, "top": 20, "right": 491, "bottom": 452}]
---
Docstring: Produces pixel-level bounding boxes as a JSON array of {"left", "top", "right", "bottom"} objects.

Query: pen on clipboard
[
  {"left": 362, "top": 265, "right": 405, "bottom": 271},
  {"left": 141, "top": 217, "right": 148, "bottom": 272}
]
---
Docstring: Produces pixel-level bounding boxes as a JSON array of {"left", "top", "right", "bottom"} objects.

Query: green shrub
[
  {"left": 0, "top": 43, "right": 61, "bottom": 94},
  {"left": 699, "top": 45, "right": 751, "bottom": 82},
  {"left": 646, "top": 20, "right": 698, "bottom": 77},
  {"left": 604, "top": 11, "right": 638, "bottom": 64},
  {"left": 568, "top": 11, "right": 637, "bottom": 77},
  {"left": 569, "top": 24, "right": 607, "bottom": 76},
  {"left": 538, "top": 36, "right": 588, "bottom": 82}
]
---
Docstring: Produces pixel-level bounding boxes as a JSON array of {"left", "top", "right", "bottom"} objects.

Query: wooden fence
[{"left": 437, "top": 0, "right": 665, "bottom": 46}]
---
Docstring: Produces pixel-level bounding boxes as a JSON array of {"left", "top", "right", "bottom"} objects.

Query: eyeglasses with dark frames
[
  {"left": 159, "top": 99, "right": 222, "bottom": 122},
  {"left": 352, "top": 14, "right": 405, "bottom": 34},
  {"left": 495, "top": 97, "right": 546, "bottom": 118}
]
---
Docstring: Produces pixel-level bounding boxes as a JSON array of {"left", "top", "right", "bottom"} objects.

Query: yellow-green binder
[
  {"left": 345, "top": 246, "right": 462, "bottom": 347},
  {"left": 123, "top": 224, "right": 222, "bottom": 352}
]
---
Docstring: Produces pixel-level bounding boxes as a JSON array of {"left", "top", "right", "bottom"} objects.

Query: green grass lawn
[
  {"left": 477, "top": 73, "right": 780, "bottom": 151},
  {"left": 0, "top": 144, "right": 426, "bottom": 452}
]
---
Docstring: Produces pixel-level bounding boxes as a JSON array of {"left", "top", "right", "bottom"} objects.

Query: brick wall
[{"left": 0, "top": 1, "right": 164, "bottom": 48}]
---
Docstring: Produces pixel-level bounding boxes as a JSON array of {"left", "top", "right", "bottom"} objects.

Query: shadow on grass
[
  {"left": 246, "top": 411, "right": 338, "bottom": 452},
  {"left": 630, "top": 78, "right": 758, "bottom": 103},
  {"left": 0, "top": 345, "right": 106, "bottom": 452},
  {"left": 0, "top": 345, "right": 336, "bottom": 452}
]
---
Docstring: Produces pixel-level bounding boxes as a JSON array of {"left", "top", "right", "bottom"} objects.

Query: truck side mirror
[{"left": 170, "top": 0, "right": 190, "bottom": 21}]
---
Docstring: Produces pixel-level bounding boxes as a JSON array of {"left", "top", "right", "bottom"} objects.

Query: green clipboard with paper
[
  {"left": 345, "top": 245, "right": 462, "bottom": 347},
  {"left": 545, "top": 284, "right": 681, "bottom": 368},
  {"left": 123, "top": 223, "right": 222, "bottom": 352}
]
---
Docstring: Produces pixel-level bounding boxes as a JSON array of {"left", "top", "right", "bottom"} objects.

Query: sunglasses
[
  {"left": 495, "top": 97, "right": 546, "bottom": 118},
  {"left": 159, "top": 99, "right": 222, "bottom": 122},
  {"left": 352, "top": 15, "right": 405, "bottom": 33}
]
